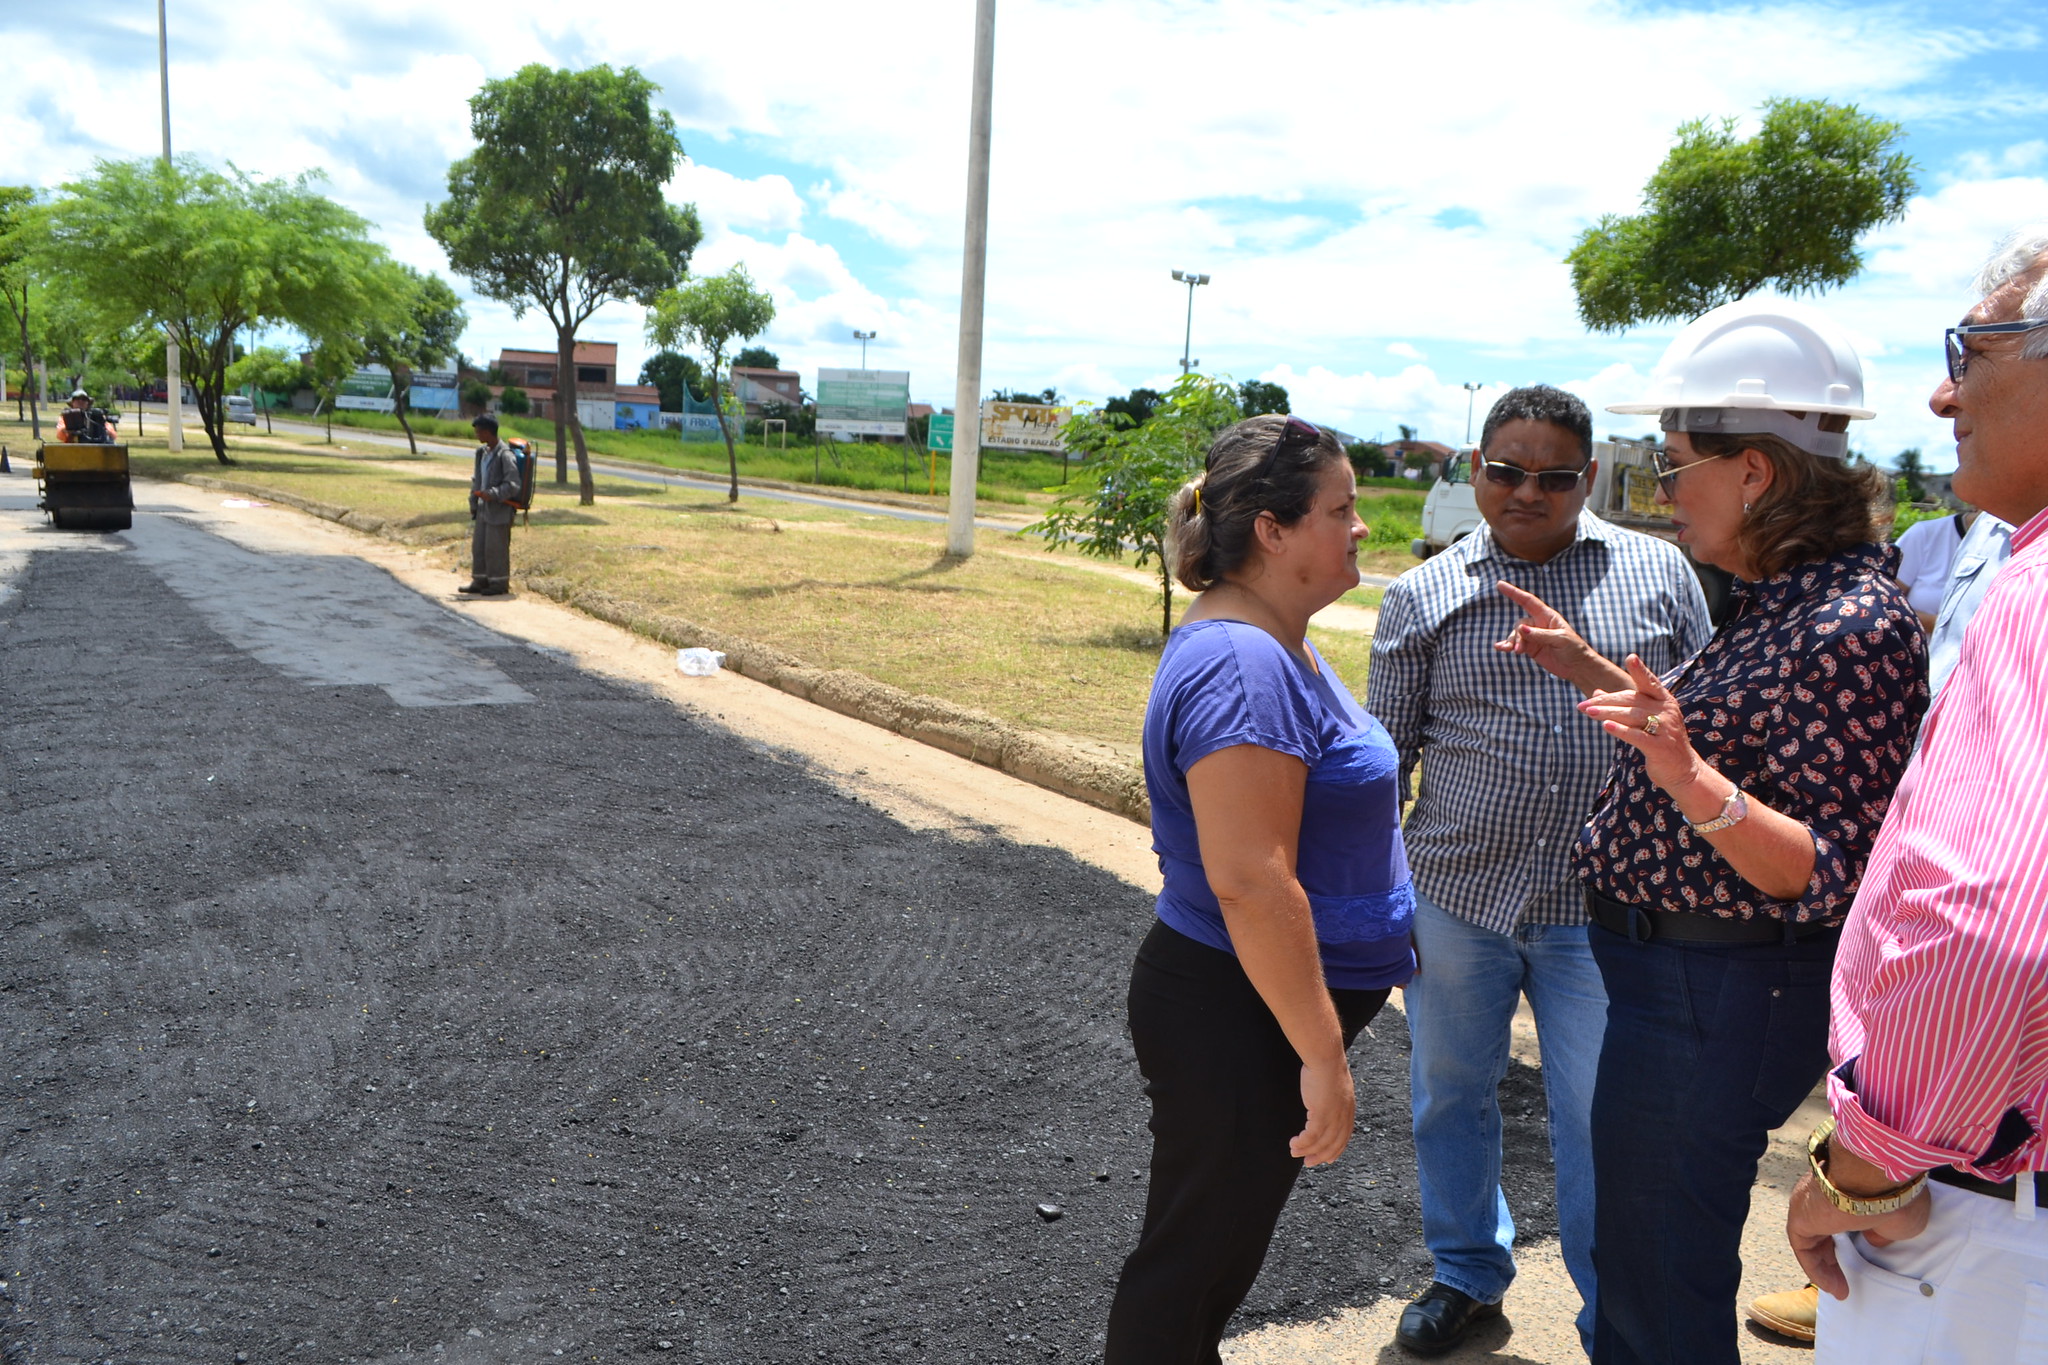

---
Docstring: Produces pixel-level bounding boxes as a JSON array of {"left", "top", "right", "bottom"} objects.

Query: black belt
[
  {"left": 1931, "top": 1166, "right": 2044, "bottom": 1204},
  {"left": 1585, "top": 889, "right": 1837, "bottom": 945}
]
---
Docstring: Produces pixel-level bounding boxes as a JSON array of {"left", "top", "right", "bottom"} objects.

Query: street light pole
[
  {"left": 1462, "top": 381, "right": 1482, "bottom": 445},
  {"left": 945, "top": 0, "right": 996, "bottom": 559},
  {"left": 158, "top": 0, "right": 184, "bottom": 452},
  {"left": 1172, "top": 269, "right": 1210, "bottom": 373},
  {"left": 854, "top": 330, "right": 876, "bottom": 369}
]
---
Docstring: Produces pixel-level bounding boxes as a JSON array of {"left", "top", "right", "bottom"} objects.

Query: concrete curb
[{"left": 164, "top": 470, "right": 1153, "bottom": 825}]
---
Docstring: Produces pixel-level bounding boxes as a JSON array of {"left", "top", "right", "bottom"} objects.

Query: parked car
[{"left": 224, "top": 394, "right": 257, "bottom": 425}]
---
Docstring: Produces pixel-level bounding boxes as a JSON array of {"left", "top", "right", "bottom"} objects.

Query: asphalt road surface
[{"left": 0, "top": 486, "right": 1555, "bottom": 1364}]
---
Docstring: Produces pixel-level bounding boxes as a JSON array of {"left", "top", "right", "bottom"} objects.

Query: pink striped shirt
[{"left": 1828, "top": 504, "right": 2048, "bottom": 1183}]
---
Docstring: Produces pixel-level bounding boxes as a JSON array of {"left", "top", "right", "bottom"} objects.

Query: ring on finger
[{"left": 1643, "top": 714, "right": 1661, "bottom": 736}]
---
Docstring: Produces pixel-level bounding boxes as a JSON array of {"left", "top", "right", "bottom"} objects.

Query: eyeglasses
[
  {"left": 1480, "top": 458, "right": 1589, "bottom": 493},
  {"left": 1944, "top": 317, "right": 2048, "bottom": 382},
  {"left": 1648, "top": 446, "right": 1735, "bottom": 499}
]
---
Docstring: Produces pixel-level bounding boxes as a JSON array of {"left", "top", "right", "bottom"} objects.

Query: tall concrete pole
[
  {"left": 944, "top": 0, "right": 996, "bottom": 558},
  {"left": 159, "top": 0, "right": 184, "bottom": 452}
]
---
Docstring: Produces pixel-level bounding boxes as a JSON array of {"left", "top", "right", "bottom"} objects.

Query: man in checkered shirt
[{"left": 1366, "top": 385, "right": 1710, "bottom": 1356}]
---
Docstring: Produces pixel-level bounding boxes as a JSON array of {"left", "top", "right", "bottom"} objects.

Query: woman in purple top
[{"left": 1105, "top": 415, "right": 1415, "bottom": 1365}]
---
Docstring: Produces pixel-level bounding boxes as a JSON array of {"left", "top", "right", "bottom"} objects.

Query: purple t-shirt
[{"left": 1143, "top": 619, "right": 1416, "bottom": 990}]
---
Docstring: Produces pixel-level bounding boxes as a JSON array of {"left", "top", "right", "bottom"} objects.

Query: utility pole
[
  {"left": 854, "top": 329, "right": 876, "bottom": 369},
  {"left": 1172, "top": 269, "right": 1209, "bottom": 373},
  {"left": 1461, "top": 381, "right": 1482, "bottom": 444},
  {"left": 945, "top": 0, "right": 995, "bottom": 559},
  {"left": 158, "top": 0, "right": 184, "bottom": 452}
]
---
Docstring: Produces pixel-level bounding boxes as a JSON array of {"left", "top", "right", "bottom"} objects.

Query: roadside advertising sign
[
  {"left": 817, "top": 369, "right": 909, "bottom": 437},
  {"left": 335, "top": 369, "right": 395, "bottom": 413},
  {"left": 980, "top": 401, "right": 1072, "bottom": 452},
  {"left": 928, "top": 413, "right": 954, "bottom": 452}
]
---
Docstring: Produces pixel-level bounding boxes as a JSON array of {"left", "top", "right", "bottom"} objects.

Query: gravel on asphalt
[{"left": 0, "top": 534, "right": 1557, "bottom": 1363}]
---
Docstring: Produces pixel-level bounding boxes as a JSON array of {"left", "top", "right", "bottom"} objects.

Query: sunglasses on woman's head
[
  {"left": 1479, "top": 458, "right": 1589, "bottom": 493},
  {"left": 1247, "top": 415, "right": 1323, "bottom": 482}
]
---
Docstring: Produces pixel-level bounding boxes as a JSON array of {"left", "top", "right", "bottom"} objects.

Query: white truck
[{"left": 1411, "top": 436, "right": 1736, "bottom": 617}]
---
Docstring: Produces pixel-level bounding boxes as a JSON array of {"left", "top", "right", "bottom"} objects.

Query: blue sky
[{"left": 6, "top": 0, "right": 2047, "bottom": 468}]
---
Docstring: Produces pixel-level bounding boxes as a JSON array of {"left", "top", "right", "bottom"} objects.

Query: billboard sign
[
  {"left": 335, "top": 369, "right": 394, "bottom": 413},
  {"left": 817, "top": 368, "right": 909, "bottom": 437},
  {"left": 981, "top": 400, "right": 1071, "bottom": 452}
]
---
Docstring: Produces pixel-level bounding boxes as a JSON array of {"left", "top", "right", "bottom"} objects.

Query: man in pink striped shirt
[{"left": 1786, "top": 225, "right": 2048, "bottom": 1362}]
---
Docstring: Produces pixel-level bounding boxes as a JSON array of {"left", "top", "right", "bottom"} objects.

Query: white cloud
[{"left": 4, "top": 0, "right": 2041, "bottom": 436}]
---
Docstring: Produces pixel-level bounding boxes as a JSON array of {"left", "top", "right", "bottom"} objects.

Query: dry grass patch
[{"left": 1, "top": 417, "right": 1375, "bottom": 750}]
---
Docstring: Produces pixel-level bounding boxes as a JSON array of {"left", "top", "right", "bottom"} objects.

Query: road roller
[{"left": 35, "top": 440, "right": 134, "bottom": 531}]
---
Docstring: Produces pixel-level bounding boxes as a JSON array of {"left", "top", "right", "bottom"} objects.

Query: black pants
[{"left": 1106, "top": 921, "right": 1391, "bottom": 1365}]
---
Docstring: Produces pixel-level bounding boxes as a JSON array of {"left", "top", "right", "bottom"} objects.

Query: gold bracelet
[{"left": 1807, "top": 1117, "right": 1928, "bottom": 1216}]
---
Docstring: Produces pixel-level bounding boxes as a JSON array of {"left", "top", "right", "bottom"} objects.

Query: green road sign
[{"left": 928, "top": 413, "right": 954, "bottom": 452}]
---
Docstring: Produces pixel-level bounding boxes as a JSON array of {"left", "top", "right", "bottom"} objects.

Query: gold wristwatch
[
  {"left": 1690, "top": 787, "right": 1748, "bottom": 835},
  {"left": 1807, "top": 1117, "right": 1928, "bottom": 1216}
]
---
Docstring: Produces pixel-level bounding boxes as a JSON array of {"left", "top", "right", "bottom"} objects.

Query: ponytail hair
[{"left": 1169, "top": 414, "right": 1346, "bottom": 592}]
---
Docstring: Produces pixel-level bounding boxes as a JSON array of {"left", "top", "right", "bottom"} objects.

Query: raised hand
[
  {"left": 1492, "top": 581, "right": 1629, "bottom": 695},
  {"left": 1579, "top": 653, "right": 1700, "bottom": 791}
]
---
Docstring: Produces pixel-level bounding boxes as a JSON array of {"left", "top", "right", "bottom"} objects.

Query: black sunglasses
[
  {"left": 1480, "top": 457, "right": 1589, "bottom": 493},
  {"left": 1248, "top": 415, "right": 1322, "bottom": 482},
  {"left": 1944, "top": 318, "right": 2048, "bottom": 382}
]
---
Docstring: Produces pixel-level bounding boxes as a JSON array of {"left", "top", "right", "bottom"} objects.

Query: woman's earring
[{"left": 1742, "top": 502, "right": 1752, "bottom": 515}]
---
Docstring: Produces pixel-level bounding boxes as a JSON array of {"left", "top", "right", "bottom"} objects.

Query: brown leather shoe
[{"left": 1748, "top": 1283, "right": 1818, "bottom": 1344}]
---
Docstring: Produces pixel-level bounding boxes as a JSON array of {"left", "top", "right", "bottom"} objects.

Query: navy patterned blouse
[{"left": 1574, "top": 542, "right": 1929, "bottom": 924}]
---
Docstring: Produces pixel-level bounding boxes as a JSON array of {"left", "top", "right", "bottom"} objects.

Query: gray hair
[{"left": 1975, "top": 224, "right": 2048, "bottom": 358}]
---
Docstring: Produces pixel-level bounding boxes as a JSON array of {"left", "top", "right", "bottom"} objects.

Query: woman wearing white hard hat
[{"left": 1493, "top": 297, "right": 1928, "bottom": 1365}]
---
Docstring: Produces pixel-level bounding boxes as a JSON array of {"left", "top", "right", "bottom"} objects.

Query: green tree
[
  {"left": 1893, "top": 446, "right": 1928, "bottom": 503},
  {"left": 302, "top": 337, "right": 361, "bottom": 445},
  {"left": 500, "top": 384, "right": 531, "bottom": 416},
  {"left": 38, "top": 158, "right": 394, "bottom": 462},
  {"left": 224, "top": 344, "right": 303, "bottom": 434},
  {"left": 639, "top": 348, "right": 708, "bottom": 409},
  {"left": 459, "top": 376, "right": 493, "bottom": 415},
  {"left": 1567, "top": 98, "right": 1916, "bottom": 331},
  {"left": 359, "top": 265, "right": 467, "bottom": 454},
  {"left": 1028, "top": 373, "right": 1243, "bottom": 639},
  {"left": 733, "top": 346, "right": 780, "bottom": 371},
  {"left": 1346, "top": 440, "right": 1389, "bottom": 478},
  {"left": 1238, "top": 379, "right": 1290, "bottom": 417},
  {"left": 1103, "top": 387, "right": 1162, "bottom": 428},
  {"left": 645, "top": 264, "right": 777, "bottom": 502},
  {"left": 0, "top": 186, "right": 45, "bottom": 435},
  {"left": 426, "top": 63, "right": 702, "bottom": 504}
]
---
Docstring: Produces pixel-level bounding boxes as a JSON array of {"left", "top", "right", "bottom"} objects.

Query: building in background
[
  {"left": 614, "top": 383, "right": 662, "bottom": 431},
  {"left": 494, "top": 343, "right": 619, "bottom": 430},
  {"left": 729, "top": 366, "right": 802, "bottom": 416}
]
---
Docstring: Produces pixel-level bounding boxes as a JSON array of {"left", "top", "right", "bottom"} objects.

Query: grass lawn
[{"left": 3, "top": 417, "right": 1391, "bottom": 751}]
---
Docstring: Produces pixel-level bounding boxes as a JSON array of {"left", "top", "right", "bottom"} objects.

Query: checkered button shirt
[{"left": 1366, "top": 513, "right": 1712, "bottom": 934}]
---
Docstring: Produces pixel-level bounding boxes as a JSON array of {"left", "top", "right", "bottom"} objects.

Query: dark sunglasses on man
[
  {"left": 1479, "top": 457, "right": 1590, "bottom": 493},
  {"left": 1944, "top": 317, "right": 2048, "bottom": 382}
]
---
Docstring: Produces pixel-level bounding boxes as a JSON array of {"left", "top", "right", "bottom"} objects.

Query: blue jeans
[
  {"left": 1405, "top": 890, "right": 1606, "bottom": 1346},
  {"left": 1587, "top": 921, "right": 1836, "bottom": 1365}
]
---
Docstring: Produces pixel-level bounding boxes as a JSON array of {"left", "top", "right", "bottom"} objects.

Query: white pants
[{"left": 1816, "top": 1180, "right": 2048, "bottom": 1364}]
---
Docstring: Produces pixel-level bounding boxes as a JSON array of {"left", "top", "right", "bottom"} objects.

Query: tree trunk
[
  {"left": 393, "top": 370, "right": 418, "bottom": 455},
  {"left": 557, "top": 326, "right": 594, "bottom": 505},
  {"left": 710, "top": 350, "right": 738, "bottom": 503},
  {"left": 15, "top": 303, "right": 38, "bottom": 440},
  {"left": 198, "top": 341, "right": 230, "bottom": 463},
  {"left": 1160, "top": 562, "right": 1173, "bottom": 641},
  {"left": 552, "top": 332, "right": 570, "bottom": 485}
]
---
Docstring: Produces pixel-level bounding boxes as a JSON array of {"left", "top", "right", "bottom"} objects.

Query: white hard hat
[{"left": 1607, "top": 297, "right": 1873, "bottom": 459}]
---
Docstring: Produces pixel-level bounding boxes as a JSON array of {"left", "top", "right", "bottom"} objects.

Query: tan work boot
[{"left": 1748, "top": 1283, "right": 1818, "bottom": 1344}]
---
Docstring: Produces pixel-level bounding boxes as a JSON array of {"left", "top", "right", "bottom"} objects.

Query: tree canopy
[
  {"left": 426, "top": 63, "right": 701, "bottom": 502},
  {"left": 359, "top": 264, "right": 467, "bottom": 454},
  {"left": 732, "top": 346, "right": 780, "bottom": 371},
  {"left": 38, "top": 158, "right": 395, "bottom": 461},
  {"left": 1567, "top": 98, "right": 1916, "bottom": 331},
  {"left": 640, "top": 349, "right": 709, "bottom": 409},
  {"left": 1237, "top": 379, "right": 1290, "bottom": 417},
  {"left": 645, "top": 265, "right": 777, "bottom": 502},
  {"left": 1029, "top": 373, "right": 1243, "bottom": 638},
  {"left": 1102, "top": 387, "right": 1162, "bottom": 429}
]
